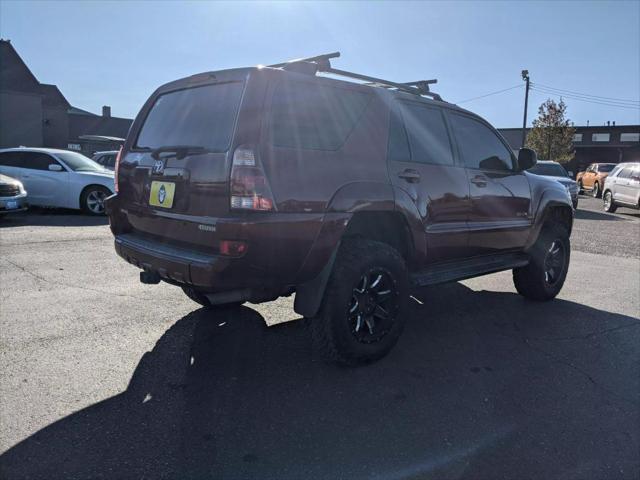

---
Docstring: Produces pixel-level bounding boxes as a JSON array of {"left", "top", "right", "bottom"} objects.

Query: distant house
[
  {"left": 0, "top": 39, "right": 132, "bottom": 156},
  {"left": 498, "top": 124, "right": 640, "bottom": 173}
]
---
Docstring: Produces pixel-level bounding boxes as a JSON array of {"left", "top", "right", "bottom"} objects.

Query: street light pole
[{"left": 521, "top": 70, "right": 530, "bottom": 148}]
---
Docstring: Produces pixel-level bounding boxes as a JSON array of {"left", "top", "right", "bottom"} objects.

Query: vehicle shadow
[
  {"left": 0, "top": 208, "right": 108, "bottom": 228},
  {"left": 1, "top": 283, "right": 638, "bottom": 480},
  {"left": 574, "top": 208, "right": 625, "bottom": 221}
]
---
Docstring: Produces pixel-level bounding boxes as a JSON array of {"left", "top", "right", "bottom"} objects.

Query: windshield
[
  {"left": 528, "top": 163, "right": 569, "bottom": 177},
  {"left": 135, "top": 82, "right": 244, "bottom": 152},
  {"left": 598, "top": 164, "right": 615, "bottom": 172},
  {"left": 55, "top": 152, "right": 108, "bottom": 172}
]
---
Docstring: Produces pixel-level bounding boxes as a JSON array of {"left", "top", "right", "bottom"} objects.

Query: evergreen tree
[{"left": 525, "top": 98, "right": 575, "bottom": 164}]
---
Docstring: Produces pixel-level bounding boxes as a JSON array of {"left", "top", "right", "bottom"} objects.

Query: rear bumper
[{"left": 114, "top": 233, "right": 232, "bottom": 287}]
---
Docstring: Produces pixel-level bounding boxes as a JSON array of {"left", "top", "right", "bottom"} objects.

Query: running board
[{"left": 411, "top": 252, "right": 530, "bottom": 287}]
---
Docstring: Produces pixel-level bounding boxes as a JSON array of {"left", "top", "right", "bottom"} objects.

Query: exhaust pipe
[{"left": 140, "top": 270, "right": 161, "bottom": 284}]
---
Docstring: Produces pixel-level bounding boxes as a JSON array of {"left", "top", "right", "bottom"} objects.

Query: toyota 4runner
[{"left": 106, "top": 52, "right": 573, "bottom": 365}]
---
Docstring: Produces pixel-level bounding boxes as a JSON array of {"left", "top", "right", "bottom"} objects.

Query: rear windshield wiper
[{"left": 150, "top": 145, "right": 209, "bottom": 160}]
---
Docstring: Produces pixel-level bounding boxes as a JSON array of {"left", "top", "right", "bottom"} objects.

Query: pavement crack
[
  {"left": 526, "top": 321, "right": 640, "bottom": 342},
  {"left": 523, "top": 338, "right": 637, "bottom": 406},
  {"left": 2, "top": 258, "right": 151, "bottom": 301}
]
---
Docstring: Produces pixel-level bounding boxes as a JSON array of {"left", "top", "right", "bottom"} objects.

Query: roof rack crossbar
[
  {"left": 267, "top": 51, "right": 444, "bottom": 101},
  {"left": 268, "top": 52, "right": 340, "bottom": 68}
]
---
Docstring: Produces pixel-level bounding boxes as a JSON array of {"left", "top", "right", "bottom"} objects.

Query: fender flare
[
  {"left": 525, "top": 188, "right": 573, "bottom": 250},
  {"left": 293, "top": 181, "right": 424, "bottom": 318}
]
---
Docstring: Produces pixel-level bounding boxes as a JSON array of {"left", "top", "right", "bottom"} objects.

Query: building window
[
  {"left": 573, "top": 134, "right": 583, "bottom": 142},
  {"left": 620, "top": 133, "right": 640, "bottom": 142},
  {"left": 592, "top": 133, "right": 610, "bottom": 142},
  {"left": 67, "top": 143, "right": 81, "bottom": 151}
]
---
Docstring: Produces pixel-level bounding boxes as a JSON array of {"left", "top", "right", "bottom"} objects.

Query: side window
[
  {"left": 0, "top": 151, "right": 24, "bottom": 167},
  {"left": 270, "top": 82, "right": 371, "bottom": 151},
  {"left": 399, "top": 103, "right": 454, "bottom": 166},
  {"left": 618, "top": 168, "right": 633, "bottom": 179},
  {"left": 21, "top": 152, "right": 61, "bottom": 171},
  {"left": 387, "top": 108, "right": 411, "bottom": 162},
  {"left": 106, "top": 155, "right": 116, "bottom": 167},
  {"left": 450, "top": 114, "right": 514, "bottom": 171}
]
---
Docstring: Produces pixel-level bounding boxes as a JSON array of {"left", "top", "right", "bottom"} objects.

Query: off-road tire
[
  {"left": 592, "top": 182, "right": 601, "bottom": 198},
  {"left": 80, "top": 185, "right": 111, "bottom": 215},
  {"left": 603, "top": 191, "right": 617, "bottom": 213},
  {"left": 309, "top": 239, "right": 409, "bottom": 366},
  {"left": 181, "top": 286, "right": 244, "bottom": 309},
  {"left": 513, "top": 223, "right": 570, "bottom": 301}
]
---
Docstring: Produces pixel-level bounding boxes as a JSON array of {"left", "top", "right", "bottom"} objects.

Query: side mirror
[
  {"left": 48, "top": 164, "right": 63, "bottom": 172},
  {"left": 517, "top": 148, "right": 537, "bottom": 171}
]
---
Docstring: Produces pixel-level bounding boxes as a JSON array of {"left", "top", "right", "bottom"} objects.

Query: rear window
[
  {"left": 135, "top": 82, "right": 244, "bottom": 151},
  {"left": 270, "top": 81, "right": 371, "bottom": 150},
  {"left": 528, "top": 163, "right": 569, "bottom": 177}
]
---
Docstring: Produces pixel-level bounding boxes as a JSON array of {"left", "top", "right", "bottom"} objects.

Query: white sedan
[{"left": 0, "top": 147, "right": 115, "bottom": 215}]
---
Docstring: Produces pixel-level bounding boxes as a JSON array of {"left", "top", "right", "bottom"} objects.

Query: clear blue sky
[{"left": 1, "top": 0, "right": 638, "bottom": 127}]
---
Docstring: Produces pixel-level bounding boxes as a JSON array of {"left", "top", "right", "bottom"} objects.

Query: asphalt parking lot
[{"left": 1, "top": 195, "right": 639, "bottom": 480}]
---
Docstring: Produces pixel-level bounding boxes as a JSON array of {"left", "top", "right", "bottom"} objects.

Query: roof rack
[{"left": 267, "top": 52, "right": 443, "bottom": 102}]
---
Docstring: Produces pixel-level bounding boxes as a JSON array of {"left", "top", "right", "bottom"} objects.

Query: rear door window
[
  {"left": 135, "top": 82, "right": 245, "bottom": 152},
  {"left": 450, "top": 114, "right": 514, "bottom": 171},
  {"left": 0, "top": 151, "right": 24, "bottom": 168},
  {"left": 398, "top": 102, "right": 454, "bottom": 166},
  {"left": 270, "top": 81, "right": 371, "bottom": 150},
  {"left": 21, "top": 152, "right": 61, "bottom": 171}
]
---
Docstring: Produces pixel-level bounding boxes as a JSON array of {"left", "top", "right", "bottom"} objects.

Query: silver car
[
  {"left": 527, "top": 160, "right": 579, "bottom": 209},
  {"left": 0, "top": 173, "right": 28, "bottom": 215},
  {"left": 603, "top": 162, "right": 640, "bottom": 213}
]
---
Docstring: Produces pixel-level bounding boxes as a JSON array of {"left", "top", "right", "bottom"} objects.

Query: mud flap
[{"left": 293, "top": 246, "right": 339, "bottom": 318}]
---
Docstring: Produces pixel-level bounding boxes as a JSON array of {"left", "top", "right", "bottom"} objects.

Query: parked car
[
  {"left": 106, "top": 52, "right": 573, "bottom": 365},
  {"left": 527, "top": 160, "right": 579, "bottom": 209},
  {"left": 603, "top": 162, "right": 640, "bottom": 213},
  {"left": 0, "top": 148, "right": 114, "bottom": 215},
  {"left": 92, "top": 150, "right": 119, "bottom": 171},
  {"left": 0, "top": 173, "right": 28, "bottom": 215},
  {"left": 576, "top": 163, "right": 617, "bottom": 198}
]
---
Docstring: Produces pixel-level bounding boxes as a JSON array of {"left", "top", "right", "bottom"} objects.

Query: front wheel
[
  {"left": 309, "top": 239, "right": 409, "bottom": 366},
  {"left": 81, "top": 186, "right": 110, "bottom": 215},
  {"left": 603, "top": 191, "right": 617, "bottom": 213},
  {"left": 513, "top": 224, "right": 570, "bottom": 301},
  {"left": 577, "top": 180, "right": 583, "bottom": 194},
  {"left": 592, "top": 182, "right": 601, "bottom": 198}
]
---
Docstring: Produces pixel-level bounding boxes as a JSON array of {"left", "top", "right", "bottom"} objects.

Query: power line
[
  {"left": 530, "top": 85, "right": 640, "bottom": 110},
  {"left": 532, "top": 82, "right": 639, "bottom": 104},
  {"left": 531, "top": 84, "right": 639, "bottom": 108},
  {"left": 455, "top": 84, "right": 522, "bottom": 104}
]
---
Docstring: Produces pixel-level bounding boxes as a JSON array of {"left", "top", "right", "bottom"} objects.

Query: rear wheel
[
  {"left": 513, "top": 223, "right": 570, "bottom": 301},
  {"left": 592, "top": 182, "right": 601, "bottom": 198},
  {"left": 603, "top": 191, "right": 617, "bottom": 213},
  {"left": 181, "top": 286, "right": 244, "bottom": 309},
  {"left": 310, "top": 239, "right": 409, "bottom": 366},
  {"left": 81, "top": 186, "right": 110, "bottom": 215}
]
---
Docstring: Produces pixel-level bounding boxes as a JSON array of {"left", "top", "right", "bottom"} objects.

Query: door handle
[
  {"left": 397, "top": 169, "right": 421, "bottom": 183},
  {"left": 470, "top": 175, "right": 487, "bottom": 187}
]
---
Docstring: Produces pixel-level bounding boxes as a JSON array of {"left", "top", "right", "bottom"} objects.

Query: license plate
[
  {"left": 6, "top": 200, "right": 18, "bottom": 210},
  {"left": 149, "top": 181, "right": 175, "bottom": 208}
]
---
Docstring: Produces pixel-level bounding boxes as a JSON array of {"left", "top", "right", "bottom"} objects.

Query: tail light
[
  {"left": 114, "top": 146, "right": 123, "bottom": 193},
  {"left": 230, "top": 146, "right": 276, "bottom": 211}
]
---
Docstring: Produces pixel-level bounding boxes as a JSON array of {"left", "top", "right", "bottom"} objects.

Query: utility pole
[{"left": 521, "top": 70, "right": 530, "bottom": 148}]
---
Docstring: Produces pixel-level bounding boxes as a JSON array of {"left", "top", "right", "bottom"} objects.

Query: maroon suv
[{"left": 106, "top": 53, "right": 573, "bottom": 365}]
